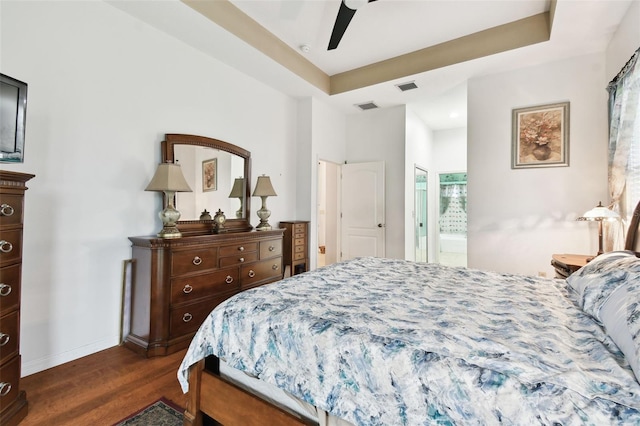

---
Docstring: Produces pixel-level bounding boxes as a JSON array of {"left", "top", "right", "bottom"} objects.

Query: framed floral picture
[
  {"left": 511, "top": 102, "right": 569, "bottom": 169},
  {"left": 202, "top": 158, "right": 217, "bottom": 192}
]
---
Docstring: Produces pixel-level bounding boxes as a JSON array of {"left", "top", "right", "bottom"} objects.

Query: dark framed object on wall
[
  {"left": 0, "top": 73, "right": 28, "bottom": 163},
  {"left": 511, "top": 101, "right": 569, "bottom": 169}
]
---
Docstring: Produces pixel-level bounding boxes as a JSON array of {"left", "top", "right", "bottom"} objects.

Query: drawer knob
[
  {"left": 0, "top": 382, "right": 11, "bottom": 397},
  {"left": 272, "top": 264, "right": 279, "bottom": 270},
  {"left": 0, "top": 240, "right": 13, "bottom": 253},
  {"left": 192, "top": 256, "right": 202, "bottom": 266},
  {"left": 0, "top": 333, "right": 9, "bottom": 347},
  {"left": 269, "top": 246, "right": 275, "bottom": 251},
  {"left": 248, "top": 270, "right": 256, "bottom": 278},
  {"left": 0, "top": 204, "right": 14, "bottom": 217},
  {"left": 182, "top": 284, "right": 193, "bottom": 294},
  {"left": 0, "top": 284, "right": 11, "bottom": 297},
  {"left": 239, "top": 257, "right": 245, "bottom": 263},
  {"left": 238, "top": 246, "right": 244, "bottom": 252},
  {"left": 182, "top": 313, "right": 193, "bottom": 323},
  {"left": 225, "top": 275, "right": 234, "bottom": 284}
]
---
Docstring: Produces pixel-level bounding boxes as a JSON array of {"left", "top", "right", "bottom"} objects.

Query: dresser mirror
[{"left": 162, "top": 134, "right": 252, "bottom": 234}]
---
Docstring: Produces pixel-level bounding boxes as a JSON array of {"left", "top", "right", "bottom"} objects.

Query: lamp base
[
  {"left": 255, "top": 222, "right": 272, "bottom": 231},
  {"left": 255, "top": 198, "right": 272, "bottom": 231},
  {"left": 157, "top": 194, "right": 182, "bottom": 239},
  {"left": 157, "top": 226, "right": 182, "bottom": 239}
]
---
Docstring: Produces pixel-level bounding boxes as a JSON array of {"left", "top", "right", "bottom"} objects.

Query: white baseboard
[{"left": 21, "top": 337, "right": 119, "bottom": 377}]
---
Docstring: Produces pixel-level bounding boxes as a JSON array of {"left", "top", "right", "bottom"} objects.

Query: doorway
[
  {"left": 438, "top": 172, "right": 467, "bottom": 267},
  {"left": 414, "top": 166, "right": 428, "bottom": 262},
  {"left": 317, "top": 160, "right": 340, "bottom": 268}
]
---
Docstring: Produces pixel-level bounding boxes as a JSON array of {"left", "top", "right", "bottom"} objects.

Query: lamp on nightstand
[
  {"left": 577, "top": 201, "right": 620, "bottom": 256},
  {"left": 145, "top": 162, "right": 192, "bottom": 239}
]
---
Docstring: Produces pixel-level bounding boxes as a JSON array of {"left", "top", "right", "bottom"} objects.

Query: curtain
[{"left": 606, "top": 47, "right": 640, "bottom": 251}]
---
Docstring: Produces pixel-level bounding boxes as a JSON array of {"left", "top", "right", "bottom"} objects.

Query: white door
[{"left": 340, "top": 161, "right": 385, "bottom": 260}]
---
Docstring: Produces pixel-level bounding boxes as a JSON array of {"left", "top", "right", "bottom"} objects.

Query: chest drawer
[
  {"left": 241, "top": 257, "right": 282, "bottom": 289},
  {"left": 169, "top": 293, "right": 233, "bottom": 338},
  {"left": 0, "top": 354, "right": 20, "bottom": 413},
  {"left": 0, "top": 230, "right": 21, "bottom": 267},
  {"left": 0, "top": 311, "right": 18, "bottom": 365},
  {"left": 220, "top": 252, "right": 258, "bottom": 268},
  {"left": 0, "top": 195, "right": 23, "bottom": 228},
  {"left": 171, "top": 268, "right": 240, "bottom": 305},
  {"left": 219, "top": 242, "right": 257, "bottom": 257},
  {"left": 0, "top": 264, "right": 20, "bottom": 315},
  {"left": 260, "top": 239, "right": 282, "bottom": 258},
  {"left": 171, "top": 248, "right": 218, "bottom": 276}
]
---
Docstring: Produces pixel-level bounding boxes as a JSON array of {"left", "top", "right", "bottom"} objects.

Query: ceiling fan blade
[
  {"left": 328, "top": 0, "right": 377, "bottom": 51},
  {"left": 328, "top": 1, "right": 357, "bottom": 50}
]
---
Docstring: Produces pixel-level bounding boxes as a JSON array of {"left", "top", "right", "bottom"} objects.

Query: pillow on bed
[
  {"left": 566, "top": 251, "right": 640, "bottom": 383},
  {"left": 597, "top": 281, "right": 640, "bottom": 383},
  {"left": 565, "top": 250, "right": 638, "bottom": 301}
]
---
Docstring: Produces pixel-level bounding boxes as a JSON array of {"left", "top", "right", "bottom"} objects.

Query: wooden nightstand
[{"left": 551, "top": 253, "right": 592, "bottom": 278}]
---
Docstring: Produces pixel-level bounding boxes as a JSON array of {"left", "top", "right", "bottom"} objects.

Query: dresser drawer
[
  {"left": 0, "top": 311, "right": 18, "bottom": 365},
  {"left": 293, "top": 223, "right": 306, "bottom": 231},
  {"left": 294, "top": 238, "right": 305, "bottom": 247},
  {"left": 294, "top": 245, "right": 305, "bottom": 253},
  {"left": 171, "top": 248, "right": 218, "bottom": 276},
  {"left": 0, "top": 230, "right": 21, "bottom": 267},
  {"left": 170, "top": 268, "right": 240, "bottom": 305},
  {"left": 260, "top": 239, "right": 282, "bottom": 258},
  {"left": 241, "top": 257, "right": 282, "bottom": 289},
  {"left": 0, "top": 354, "right": 20, "bottom": 414},
  {"left": 219, "top": 242, "right": 257, "bottom": 257},
  {"left": 0, "top": 264, "right": 20, "bottom": 315},
  {"left": 220, "top": 252, "right": 258, "bottom": 268},
  {"left": 169, "top": 294, "right": 231, "bottom": 338},
  {"left": 294, "top": 252, "right": 305, "bottom": 260},
  {"left": 0, "top": 195, "right": 23, "bottom": 228}
]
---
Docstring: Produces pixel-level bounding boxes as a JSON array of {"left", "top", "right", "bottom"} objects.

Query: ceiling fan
[{"left": 328, "top": 0, "right": 377, "bottom": 50}]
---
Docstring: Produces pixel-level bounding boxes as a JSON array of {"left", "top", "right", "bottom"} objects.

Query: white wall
[
  {"left": 468, "top": 53, "right": 609, "bottom": 276},
  {"left": 346, "top": 105, "right": 407, "bottom": 259},
  {"left": 305, "top": 97, "right": 347, "bottom": 269},
  {"left": 2, "top": 1, "right": 300, "bottom": 375},
  {"left": 606, "top": 0, "right": 640, "bottom": 81},
  {"left": 405, "top": 108, "right": 433, "bottom": 261}
]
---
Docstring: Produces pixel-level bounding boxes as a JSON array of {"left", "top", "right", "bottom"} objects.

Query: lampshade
[
  {"left": 576, "top": 202, "right": 620, "bottom": 222},
  {"left": 228, "top": 177, "right": 245, "bottom": 198},
  {"left": 252, "top": 175, "right": 277, "bottom": 197},
  {"left": 145, "top": 162, "right": 192, "bottom": 193},
  {"left": 576, "top": 201, "right": 620, "bottom": 256}
]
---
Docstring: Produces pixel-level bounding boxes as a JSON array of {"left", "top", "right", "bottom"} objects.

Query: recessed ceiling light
[{"left": 299, "top": 44, "right": 311, "bottom": 53}]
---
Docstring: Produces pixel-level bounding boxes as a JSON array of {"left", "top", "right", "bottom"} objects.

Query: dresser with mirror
[{"left": 125, "top": 134, "right": 284, "bottom": 357}]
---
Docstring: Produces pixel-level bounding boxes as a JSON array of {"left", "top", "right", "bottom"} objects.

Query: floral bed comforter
[{"left": 178, "top": 257, "right": 640, "bottom": 425}]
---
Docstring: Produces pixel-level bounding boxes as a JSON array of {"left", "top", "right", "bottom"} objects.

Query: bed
[{"left": 177, "top": 205, "right": 640, "bottom": 425}]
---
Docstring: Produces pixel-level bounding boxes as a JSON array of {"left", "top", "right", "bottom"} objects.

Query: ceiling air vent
[
  {"left": 395, "top": 81, "right": 418, "bottom": 92},
  {"left": 355, "top": 101, "right": 379, "bottom": 111}
]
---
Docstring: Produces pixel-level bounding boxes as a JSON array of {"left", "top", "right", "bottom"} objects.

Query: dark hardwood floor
[{"left": 18, "top": 345, "right": 187, "bottom": 425}]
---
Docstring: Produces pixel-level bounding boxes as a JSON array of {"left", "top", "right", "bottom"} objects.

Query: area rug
[{"left": 112, "top": 397, "right": 183, "bottom": 426}]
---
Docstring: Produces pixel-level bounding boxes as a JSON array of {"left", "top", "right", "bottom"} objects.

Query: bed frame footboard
[{"left": 184, "top": 356, "right": 317, "bottom": 426}]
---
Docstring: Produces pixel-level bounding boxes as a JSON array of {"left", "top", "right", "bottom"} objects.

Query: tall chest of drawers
[
  {"left": 125, "top": 229, "right": 284, "bottom": 357},
  {"left": 280, "top": 221, "right": 309, "bottom": 276},
  {"left": 0, "top": 171, "right": 34, "bottom": 426}
]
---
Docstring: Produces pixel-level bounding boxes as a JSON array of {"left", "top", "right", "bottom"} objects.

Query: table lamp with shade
[
  {"left": 145, "top": 162, "right": 192, "bottom": 239},
  {"left": 228, "top": 177, "right": 245, "bottom": 218},
  {"left": 576, "top": 201, "right": 620, "bottom": 256},
  {"left": 252, "top": 175, "right": 277, "bottom": 231}
]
